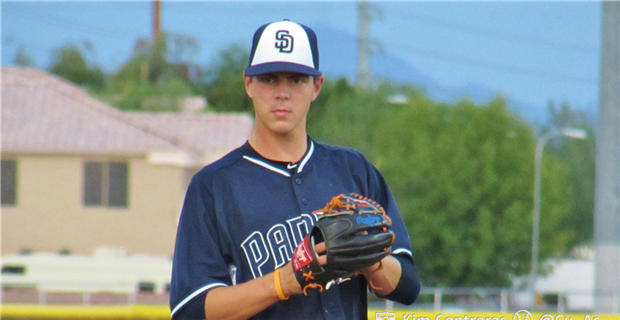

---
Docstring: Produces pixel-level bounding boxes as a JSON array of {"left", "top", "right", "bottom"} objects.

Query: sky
[{"left": 1, "top": 1, "right": 603, "bottom": 123}]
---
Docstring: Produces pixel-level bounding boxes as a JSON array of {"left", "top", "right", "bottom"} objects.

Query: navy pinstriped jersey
[{"left": 170, "top": 138, "right": 415, "bottom": 319}]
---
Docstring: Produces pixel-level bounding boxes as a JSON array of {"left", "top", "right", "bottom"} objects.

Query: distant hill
[{"left": 314, "top": 25, "right": 552, "bottom": 125}]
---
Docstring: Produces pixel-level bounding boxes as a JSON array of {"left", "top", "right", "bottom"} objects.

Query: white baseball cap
[{"left": 244, "top": 20, "right": 321, "bottom": 77}]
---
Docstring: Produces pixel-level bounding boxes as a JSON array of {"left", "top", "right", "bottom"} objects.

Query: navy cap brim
[{"left": 244, "top": 62, "right": 322, "bottom": 77}]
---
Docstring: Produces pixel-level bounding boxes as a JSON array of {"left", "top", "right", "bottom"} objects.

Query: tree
[
  {"left": 307, "top": 76, "right": 356, "bottom": 126},
  {"left": 308, "top": 85, "right": 576, "bottom": 287},
  {"left": 201, "top": 44, "right": 253, "bottom": 113},
  {"left": 104, "top": 33, "right": 195, "bottom": 111},
  {"left": 49, "top": 43, "right": 106, "bottom": 91},
  {"left": 167, "top": 32, "right": 200, "bottom": 64},
  {"left": 543, "top": 101, "right": 596, "bottom": 250}
]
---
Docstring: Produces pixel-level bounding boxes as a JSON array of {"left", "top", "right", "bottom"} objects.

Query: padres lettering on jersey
[{"left": 240, "top": 213, "right": 318, "bottom": 279}]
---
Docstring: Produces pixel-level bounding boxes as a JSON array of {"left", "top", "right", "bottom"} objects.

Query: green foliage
[
  {"left": 543, "top": 101, "right": 595, "bottom": 250},
  {"left": 307, "top": 76, "right": 356, "bottom": 126},
  {"left": 110, "top": 75, "right": 193, "bottom": 111},
  {"left": 49, "top": 44, "right": 106, "bottom": 92},
  {"left": 308, "top": 81, "right": 388, "bottom": 155},
  {"left": 309, "top": 86, "right": 576, "bottom": 287},
  {"left": 102, "top": 34, "right": 195, "bottom": 111},
  {"left": 201, "top": 44, "right": 253, "bottom": 113}
]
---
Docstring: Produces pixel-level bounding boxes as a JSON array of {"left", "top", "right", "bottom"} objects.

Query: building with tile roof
[{"left": 1, "top": 67, "right": 254, "bottom": 256}]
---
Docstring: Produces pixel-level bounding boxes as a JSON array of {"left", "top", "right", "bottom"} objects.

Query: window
[
  {"left": 138, "top": 281, "right": 155, "bottom": 293},
  {"left": 84, "top": 161, "right": 128, "bottom": 207},
  {"left": 1, "top": 265, "right": 25, "bottom": 275},
  {"left": 1, "top": 160, "right": 16, "bottom": 205}
]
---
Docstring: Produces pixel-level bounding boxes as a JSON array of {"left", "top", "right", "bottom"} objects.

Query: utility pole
[
  {"left": 153, "top": 0, "right": 161, "bottom": 41},
  {"left": 357, "top": 0, "right": 371, "bottom": 89},
  {"left": 594, "top": 0, "right": 620, "bottom": 314}
]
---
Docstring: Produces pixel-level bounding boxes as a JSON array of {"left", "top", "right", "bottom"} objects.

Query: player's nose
[{"left": 274, "top": 82, "right": 291, "bottom": 100}]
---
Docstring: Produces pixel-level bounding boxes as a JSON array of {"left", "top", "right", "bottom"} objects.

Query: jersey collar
[{"left": 242, "top": 138, "right": 315, "bottom": 177}]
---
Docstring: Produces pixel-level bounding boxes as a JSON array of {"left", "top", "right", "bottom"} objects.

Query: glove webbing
[
  {"left": 311, "top": 193, "right": 392, "bottom": 292},
  {"left": 314, "top": 193, "right": 393, "bottom": 239}
]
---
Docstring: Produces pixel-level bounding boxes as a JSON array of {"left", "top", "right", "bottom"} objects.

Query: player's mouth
[{"left": 272, "top": 109, "right": 291, "bottom": 118}]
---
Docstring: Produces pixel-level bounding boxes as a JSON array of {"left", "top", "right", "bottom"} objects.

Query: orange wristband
[{"left": 274, "top": 268, "right": 290, "bottom": 300}]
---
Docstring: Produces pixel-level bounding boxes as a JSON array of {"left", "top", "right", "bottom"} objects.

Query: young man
[{"left": 170, "top": 20, "right": 421, "bottom": 319}]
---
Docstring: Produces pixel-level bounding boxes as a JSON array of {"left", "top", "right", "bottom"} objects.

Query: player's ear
[
  {"left": 311, "top": 75, "right": 325, "bottom": 101},
  {"left": 244, "top": 75, "right": 254, "bottom": 99}
]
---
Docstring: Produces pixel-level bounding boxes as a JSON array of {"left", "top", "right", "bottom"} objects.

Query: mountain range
[{"left": 313, "top": 25, "right": 597, "bottom": 126}]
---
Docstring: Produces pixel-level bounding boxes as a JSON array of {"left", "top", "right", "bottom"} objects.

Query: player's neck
[{"left": 248, "top": 131, "right": 308, "bottom": 163}]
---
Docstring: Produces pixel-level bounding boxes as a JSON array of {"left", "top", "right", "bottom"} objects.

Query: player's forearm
[
  {"left": 204, "top": 274, "right": 279, "bottom": 320},
  {"left": 204, "top": 263, "right": 301, "bottom": 320},
  {"left": 361, "top": 255, "right": 402, "bottom": 296}
]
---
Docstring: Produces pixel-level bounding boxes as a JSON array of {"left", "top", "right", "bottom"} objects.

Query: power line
[
  {"left": 387, "top": 8, "right": 597, "bottom": 54},
  {"left": 7, "top": 8, "right": 142, "bottom": 40},
  {"left": 387, "top": 41, "right": 597, "bottom": 86},
  {"left": 4, "top": 3, "right": 598, "bottom": 86}
]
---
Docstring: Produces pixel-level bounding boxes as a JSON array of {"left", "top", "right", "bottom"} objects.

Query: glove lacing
[{"left": 313, "top": 193, "right": 392, "bottom": 292}]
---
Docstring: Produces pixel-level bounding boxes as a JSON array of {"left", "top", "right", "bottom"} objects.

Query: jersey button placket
[{"left": 291, "top": 176, "right": 307, "bottom": 211}]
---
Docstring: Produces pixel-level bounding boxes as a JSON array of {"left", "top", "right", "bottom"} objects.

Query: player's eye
[
  {"left": 290, "top": 76, "right": 308, "bottom": 84},
  {"left": 257, "top": 75, "right": 276, "bottom": 84}
]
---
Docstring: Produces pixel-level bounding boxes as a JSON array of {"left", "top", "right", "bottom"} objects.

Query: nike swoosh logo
[{"left": 287, "top": 163, "right": 298, "bottom": 169}]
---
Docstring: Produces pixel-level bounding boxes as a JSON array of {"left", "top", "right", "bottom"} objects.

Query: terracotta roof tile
[{"left": 1, "top": 67, "right": 254, "bottom": 159}]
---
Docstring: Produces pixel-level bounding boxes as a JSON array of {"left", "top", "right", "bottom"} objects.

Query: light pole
[{"left": 529, "top": 128, "right": 587, "bottom": 308}]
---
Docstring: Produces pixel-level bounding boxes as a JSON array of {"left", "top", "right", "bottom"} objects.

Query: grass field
[{"left": 1, "top": 305, "right": 619, "bottom": 320}]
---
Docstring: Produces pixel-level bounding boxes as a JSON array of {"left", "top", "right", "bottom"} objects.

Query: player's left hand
[{"left": 291, "top": 193, "right": 395, "bottom": 294}]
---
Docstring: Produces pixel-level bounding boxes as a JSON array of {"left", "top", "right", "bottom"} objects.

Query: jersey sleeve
[
  {"left": 363, "top": 156, "right": 421, "bottom": 304},
  {"left": 169, "top": 173, "right": 231, "bottom": 318},
  {"left": 364, "top": 159, "right": 413, "bottom": 259}
]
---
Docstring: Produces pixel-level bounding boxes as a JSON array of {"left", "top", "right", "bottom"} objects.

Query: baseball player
[{"left": 170, "top": 20, "right": 421, "bottom": 319}]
